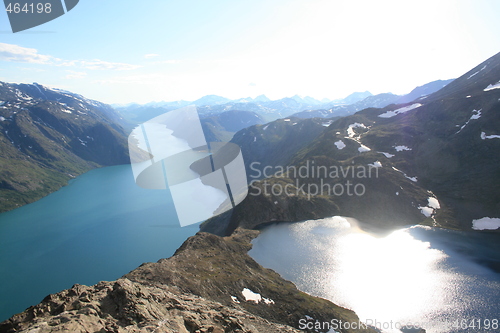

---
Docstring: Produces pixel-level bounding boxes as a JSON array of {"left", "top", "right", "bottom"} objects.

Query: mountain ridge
[
  {"left": 115, "top": 79, "right": 453, "bottom": 124},
  {"left": 0, "top": 82, "right": 129, "bottom": 212},
  {"left": 201, "top": 53, "right": 500, "bottom": 235},
  {"left": 0, "top": 229, "right": 377, "bottom": 333}
]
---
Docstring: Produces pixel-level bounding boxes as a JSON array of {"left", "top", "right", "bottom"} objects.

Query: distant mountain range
[
  {"left": 0, "top": 82, "right": 129, "bottom": 212},
  {"left": 291, "top": 79, "right": 454, "bottom": 119},
  {"left": 0, "top": 75, "right": 457, "bottom": 213},
  {"left": 114, "top": 79, "right": 454, "bottom": 125},
  {"left": 202, "top": 52, "right": 500, "bottom": 235}
]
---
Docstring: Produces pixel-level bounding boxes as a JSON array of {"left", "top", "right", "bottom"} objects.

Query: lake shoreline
[
  {"left": 0, "top": 164, "right": 199, "bottom": 322},
  {"left": 249, "top": 217, "right": 500, "bottom": 333}
]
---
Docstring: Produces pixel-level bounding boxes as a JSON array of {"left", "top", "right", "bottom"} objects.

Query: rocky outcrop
[
  {"left": 0, "top": 229, "right": 377, "bottom": 333},
  {"left": 0, "top": 279, "right": 301, "bottom": 333}
]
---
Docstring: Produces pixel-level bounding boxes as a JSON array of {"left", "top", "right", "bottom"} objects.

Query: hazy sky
[{"left": 1, "top": 0, "right": 499, "bottom": 104}]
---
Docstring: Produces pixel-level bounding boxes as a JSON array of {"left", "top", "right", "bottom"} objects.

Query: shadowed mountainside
[{"left": 0, "top": 82, "right": 129, "bottom": 213}]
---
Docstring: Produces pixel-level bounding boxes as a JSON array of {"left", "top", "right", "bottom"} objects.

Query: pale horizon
[{"left": 1, "top": 0, "right": 499, "bottom": 104}]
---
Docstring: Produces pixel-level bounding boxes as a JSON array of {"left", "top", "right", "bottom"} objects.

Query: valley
[{"left": 1, "top": 51, "right": 499, "bottom": 333}]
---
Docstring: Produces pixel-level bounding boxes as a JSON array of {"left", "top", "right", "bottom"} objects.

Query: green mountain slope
[
  {"left": 0, "top": 82, "right": 129, "bottom": 212},
  {"left": 202, "top": 52, "right": 500, "bottom": 235}
]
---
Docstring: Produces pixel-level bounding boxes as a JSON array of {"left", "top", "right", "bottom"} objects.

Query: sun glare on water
[
  {"left": 330, "top": 227, "right": 449, "bottom": 325},
  {"left": 255, "top": 217, "right": 479, "bottom": 333}
]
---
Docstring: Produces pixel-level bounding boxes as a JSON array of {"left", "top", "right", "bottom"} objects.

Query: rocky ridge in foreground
[
  {"left": 0, "top": 279, "right": 301, "bottom": 333},
  {"left": 0, "top": 229, "right": 377, "bottom": 333}
]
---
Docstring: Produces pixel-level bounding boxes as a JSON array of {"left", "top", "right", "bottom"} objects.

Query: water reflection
[{"left": 249, "top": 217, "right": 500, "bottom": 333}]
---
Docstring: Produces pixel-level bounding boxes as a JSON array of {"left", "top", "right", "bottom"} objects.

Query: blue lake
[
  {"left": 249, "top": 217, "right": 500, "bottom": 333},
  {"left": 0, "top": 164, "right": 199, "bottom": 321}
]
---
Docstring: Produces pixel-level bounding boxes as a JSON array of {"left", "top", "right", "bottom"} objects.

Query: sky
[{"left": 0, "top": 0, "right": 499, "bottom": 104}]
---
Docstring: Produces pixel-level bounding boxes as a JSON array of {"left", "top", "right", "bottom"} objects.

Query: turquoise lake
[{"left": 0, "top": 164, "right": 199, "bottom": 321}]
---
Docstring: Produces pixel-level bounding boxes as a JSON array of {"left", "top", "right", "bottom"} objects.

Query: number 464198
[
  {"left": 452, "top": 318, "right": 499, "bottom": 330},
  {"left": 5, "top": 2, "right": 52, "bottom": 14}
]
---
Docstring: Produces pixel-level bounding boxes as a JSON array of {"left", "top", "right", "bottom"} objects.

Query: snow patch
[
  {"left": 347, "top": 123, "right": 367, "bottom": 138},
  {"left": 470, "top": 109, "right": 482, "bottom": 120},
  {"left": 394, "top": 145, "right": 411, "bottom": 152},
  {"left": 334, "top": 140, "right": 346, "bottom": 150},
  {"left": 322, "top": 120, "right": 333, "bottom": 127},
  {"left": 231, "top": 296, "right": 240, "bottom": 303},
  {"left": 77, "top": 137, "right": 87, "bottom": 146},
  {"left": 481, "top": 132, "right": 500, "bottom": 140},
  {"left": 467, "top": 65, "right": 486, "bottom": 79},
  {"left": 284, "top": 118, "right": 290, "bottom": 122},
  {"left": 484, "top": 81, "right": 500, "bottom": 91},
  {"left": 358, "top": 144, "right": 371, "bottom": 152},
  {"left": 392, "top": 167, "right": 417, "bottom": 182},
  {"left": 378, "top": 103, "right": 422, "bottom": 118},
  {"left": 263, "top": 297, "right": 275, "bottom": 304},
  {"left": 242, "top": 288, "right": 261, "bottom": 303},
  {"left": 0, "top": 116, "right": 5, "bottom": 122},
  {"left": 253, "top": 136, "right": 256, "bottom": 142},
  {"left": 419, "top": 206, "right": 434, "bottom": 217},
  {"left": 418, "top": 197, "right": 440, "bottom": 217},
  {"left": 262, "top": 124, "right": 269, "bottom": 131},
  {"left": 241, "top": 288, "right": 274, "bottom": 305},
  {"left": 472, "top": 217, "right": 500, "bottom": 230},
  {"left": 368, "top": 161, "right": 382, "bottom": 168},
  {"left": 15, "top": 89, "right": 32, "bottom": 101},
  {"left": 427, "top": 197, "right": 440, "bottom": 209},
  {"left": 380, "top": 152, "right": 394, "bottom": 158},
  {"left": 457, "top": 109, "right": 482, "bottom": 133},
  {"left": 405, "top": 175, "right": 417, "bottom": 182}
]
